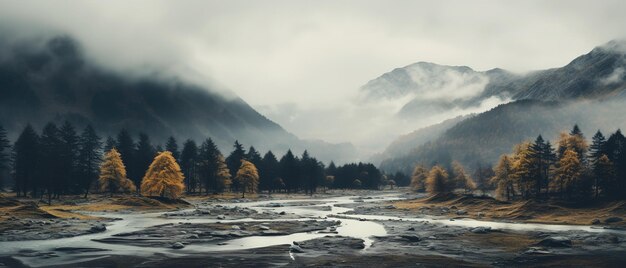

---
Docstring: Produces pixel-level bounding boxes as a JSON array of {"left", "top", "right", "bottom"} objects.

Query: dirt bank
[{"left": 388, "top": 193, "right": 626, "bottom": 227}]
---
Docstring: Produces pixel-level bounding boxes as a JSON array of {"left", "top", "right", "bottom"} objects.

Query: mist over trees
[{"left": 4, "top": 121, "right": 384, "bottom": 199}]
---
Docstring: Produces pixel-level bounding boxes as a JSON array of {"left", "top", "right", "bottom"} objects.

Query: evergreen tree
[
  {"left": 235, "top": 160, "right": 259, "bottom": 198},
  {"left": 59, "top": 121, "right": 79, "bottom": 194},
  {"left": 198, "top": 138, "right": 221, "bottom": 193},
  {"left": 512, "top": 142, "right": 536, "bottom": 198},
  {"left": 259, "top": 151, "right": 279, "bottom": 192},
  {"left": 605, "top": 130, "right": 626, "bottom": 199},
  {"left": 529, "top": 135, "right": 547, "bottom": 198},
  {"left": 12, "top": 125, "right": 40, "bottom": 197},
  {"left": 589, "top": 130, "right": 607, "bottom": 164},
  {"left": 180, "top": 139, "right": 199, "bottom": 193},
  {"left": 326, "top": 161, "right": 337, "bottom": 176},
  {"left": 246, "top": 146, "right": 262, "bottom": 167},
  {"left": 0, "top": 124, "right": 10, "bottom": 191},
  {"left": 226, "top": 141, "right": 246, "bottom": 191},
  {"left": 141, "top": 151, "right": 185, "bottom": 199},
  {"left": 593, "top": 154, "right": 614, "bottom": 199},
  {"left": 165, "top": 136, "right": 180, "bottom": 161},
  {"left": 104, "top": 136, "right": 116, "bottom": 152},
  {"left": 116, "top": 129, "right": 135, "bottom": 183},
  {"left": 134, "top": 133, "right": 156, "bottom": 191},
  {"left": 279, "top": 150, "right": 300, "bottom": 192},
  {"left": 426, "top": 165, "right": 449, "bottom": 194},
  {"left": 77, "top": 125, "right": 102, "bottom": 198},
  {"left": 40, "top": 123, "right": 62, "bottom": 203},
  {"left": 410, "top": 165, "right": 428, "bottom": 192},
  {"left": 473, "top": 162, "right": 496, "bottom": 196},
  {"left": 492, "top": 155, "right": 515, "bottom": 201},
  {"left": 99, "top": 148, "right": 135, "bottom": 196}
]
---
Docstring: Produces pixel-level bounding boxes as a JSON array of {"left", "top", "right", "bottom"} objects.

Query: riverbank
[{"left": 387, "top": 193, "right": 626, "bottom": 227}]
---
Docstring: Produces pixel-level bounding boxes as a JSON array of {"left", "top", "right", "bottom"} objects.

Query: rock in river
[
  {"left": 536, "top": 236, "right": 572, "bottom": 248},
  {"left": 290, "top": 244, "right": 304, "bottom": 253},
  {"left": 172, "top": 242, "right": 185, "bottom": 249},
  {"left": 89, "top": 224, "right": 107, "bottom": 233}
]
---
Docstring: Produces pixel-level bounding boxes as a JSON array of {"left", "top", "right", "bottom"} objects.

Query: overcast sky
[{"left": 1, "top": 0, "right": 626, "bottom": 154}]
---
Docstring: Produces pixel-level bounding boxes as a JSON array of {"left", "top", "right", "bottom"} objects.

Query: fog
[{"left": 1, "top": 0, "right": 626, "bottom": 158}]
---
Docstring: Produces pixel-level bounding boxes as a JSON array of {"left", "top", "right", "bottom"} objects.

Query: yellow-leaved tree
[
  {"left": 452, "top": 161, "right": 476, "bottom": 194},
  {"left": 99, "top": 148, "right": 136, "bottom": 196},
  {"left": 140, "top": 151, "right": 185, "bottom": 199},
  {"left": 426, "top": 165, "right": 449, "bottom": 195},
  {"left": 552, "top": 149, "right": 584, "bottom": 200},
  {"left": 491, "top": 154, "right": 515, "bottom": 201},
  {"left": 235, "top": 160, "right": 259, "bottom": 198},
  {"left": 410, "top": 165, "right": 428, "bottom": 192},
  {"left": 216, "top": 155, "right": 232, "bottom": 192}
]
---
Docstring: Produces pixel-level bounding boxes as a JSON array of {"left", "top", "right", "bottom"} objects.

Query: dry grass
[{"left": 392, "top": 193, "right": 626, "bottom": 226}]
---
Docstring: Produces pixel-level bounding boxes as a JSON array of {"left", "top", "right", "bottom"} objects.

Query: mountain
[
  {"left": 0, "top": 35, "right": 355, "bottom": 163},
  {"left": 359, "top": 61, "right": 518, "bottom": 119},
  {"left": 378, "top": 40, "right": 626, "bottom": 174}
]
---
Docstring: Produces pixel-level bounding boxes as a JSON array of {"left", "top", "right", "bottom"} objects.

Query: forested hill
[
  {"left": 379, "top": 40, "right": 626, "bottom": 174},
  {"left": 0, "top": 35, "right": 356, "bottom": 163}
]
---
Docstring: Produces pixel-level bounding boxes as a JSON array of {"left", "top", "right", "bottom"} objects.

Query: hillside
[
  {"left": 0, "top": 35, "right": 355, "bottom": 163},
  {"left": 378, "top": 40, "right": 626, "bottom": 173}
]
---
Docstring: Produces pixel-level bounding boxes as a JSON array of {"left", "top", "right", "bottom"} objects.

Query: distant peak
[{"left": 596, "top": 39, "right": 626, "bottom": 54}]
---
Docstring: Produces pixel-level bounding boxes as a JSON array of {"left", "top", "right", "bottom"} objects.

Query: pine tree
[
  {"left": 605, "top": 130, "right": 626, "bottom": 199},
  {"left": 134, "top": 133, "right": 156, "bottom": 191},
  {"left": 326, "top": 161, "right": 337, "bottom": 176},
  {"left": 593, "top": 154, "right": 614, "bottom": 199},
  {"left": 512, "top": 142, "right": 536, "bottom": 199},
  {"left": 246, "top": 146, "right": 262, "bottom": 167},
  {"left": 589, "top": 130, "right": 607, "bottom": 164},
  {"left": 59, "top": 121, "right": 79, "bottom": 194},
  {"left": 426, "top": 165, "right": 449, "bottom": 194},
  {"left": 165, "top": 136, "right": 180, "bottom": 161},
  {"left": 180, "top": 139, "right": 199, "bottom": 193},
  {"left": 0, "top": 124, "right": 10, "bottom": 191},
  {"left": 226, "top": 141, "right": 246, "bottom": 191},
  {"left": 104, "top": 136, "right": 116, "bottom": 152},
  {"left": 492, "top": 155, "right": 515, "bottom": 201},
  {"left": 279, "top": 150, "right": 300, "bottom": 192},
  {"left": 259, "top": 151, "right": 279, "bottom": 192},
  {"left": 116, "top": 129, "right": 135, "bottom": 183},
  {"left": 12, "top": 125, "right": 40, "bottom": 197},
  {"left": 77, "top": 125, "right": 102, "bottom": 198},
  {"left": 140, "top": 151, "right": 185, "bottom": 199},
  {"left": 198, "top": 138, "right": 220, "bottom": 194},
  {"left": 99, "top": 148, "right": 135, "bottom": 196},
  {"left": 235, "top": 160, "right": 259, "bottom": 198},
  {"left": 215, "top": 154, "right": 232, "bottom": 192},
  {"left": 40, "top": 123, "right": 62, "bottom": 203},
  {"left": 410, "top": 165, "right": 428, "bottom": 192}
]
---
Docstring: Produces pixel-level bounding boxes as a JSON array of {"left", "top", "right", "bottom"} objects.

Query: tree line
[
  {"left": 410, "top": 125, "right": 626, "bottom": 202},
  {"left": 0, "top": 122, "right": 386, "bottom": 200}
]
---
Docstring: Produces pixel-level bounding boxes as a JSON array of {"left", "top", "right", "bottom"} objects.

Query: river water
[{"left": 1, "top": 193, "right": 624, "bottom": 267}]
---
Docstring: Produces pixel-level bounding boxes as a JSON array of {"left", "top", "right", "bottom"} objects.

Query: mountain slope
[
  {"left": 378, "top": 40, "right": 626, "bottom": 173},
  {"left": 0, "top": 35, "right": 354, "bottom": 162}
]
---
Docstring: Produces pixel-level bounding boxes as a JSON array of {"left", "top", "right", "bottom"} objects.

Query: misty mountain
[
  {"left": 378, "top": 40, "right": 626, "bottom": 174},
  {"left": 0, "top": 35, "right": 356, "bottom": 163},
  {"left": 359, "top": 61, "right": 518, "bottom": 119}
]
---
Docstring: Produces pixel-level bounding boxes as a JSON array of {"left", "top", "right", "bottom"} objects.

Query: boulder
[
  {"left": 89, "top": 224, "right": 107, "bottom": 233},
  {"left": 536, "top": 237, "right": 572, "bottom": 248},
  {"left": 216, "top": 215, "right": 226, "bottom": 220},
  {"left": 279, "top": 211, "right": 286, "bottom": 215},
  {"left": 385, "top": 205, "right": 397, "bottom": 209},
  {"left": 456, "top": 210, "right": 467, "bottom": 215},
  {"left": 289, "top": 244, "right": 304, "bottom": 253},
  {"left": 259, "top": 225, "right": 270, "bottom": 230},
  {"left": 171, "top": 242, "right": 185, "bottom": 249},
  {"left": 591, "top": 219, "right": 601, "bottom": 225},
  {"left": 400, "top": 235, "right": 421, "bottom": 242}
]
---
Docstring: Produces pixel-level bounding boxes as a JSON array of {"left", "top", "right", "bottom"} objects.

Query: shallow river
[{"left": 1, "top": 193, "right": 624, "bottom": 267}]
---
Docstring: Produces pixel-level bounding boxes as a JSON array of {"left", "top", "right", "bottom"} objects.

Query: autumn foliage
[
  {"left": 99, "top": 148, "right": 136, "bottom": 196},
  {"left": 140, "top": 151, "right": 185, "bottom": 199},
  {"left": 426, "top": 165, "right": 449, "bottom": 194},
  {"left": 235, "top": 160, "right": 259, "bottom": 198}
]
